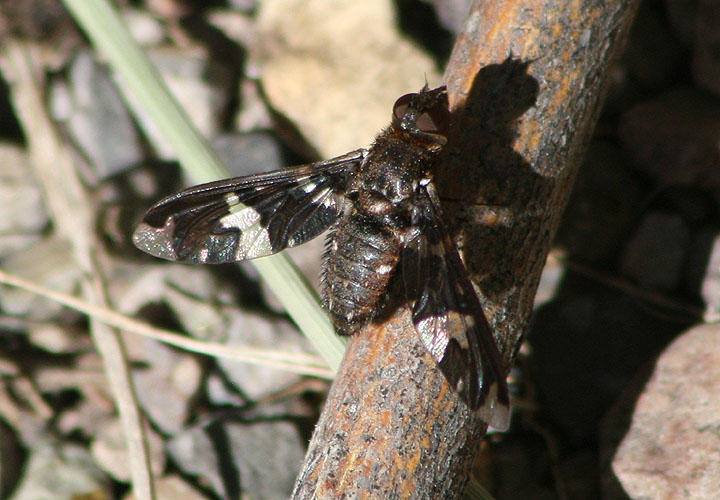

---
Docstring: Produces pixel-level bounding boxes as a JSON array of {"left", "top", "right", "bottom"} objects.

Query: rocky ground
[{"left": 0, "top": 0, "right": 718, "bottom": 499}]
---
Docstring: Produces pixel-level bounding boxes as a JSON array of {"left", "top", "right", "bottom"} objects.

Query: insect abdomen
[{"left": 321, "top": 212, "right": 401, "bottom": 336}]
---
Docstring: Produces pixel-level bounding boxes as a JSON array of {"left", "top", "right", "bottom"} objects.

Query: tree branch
[{"left": 292, "top": 0, "right": 641, "bottom": 498}]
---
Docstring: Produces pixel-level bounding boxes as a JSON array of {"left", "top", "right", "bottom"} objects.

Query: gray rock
[
  {"left": 206, "top": 8, "right": 258, "bottom": 50},
  {"left": 122, "top": 7, "right": 165, "bottom": 47},
  {"left": 227, "top": 0, "right": 257, "bottom": 12},
  {"left": 529, "top": 290, "right": 682, "bottom": 444},
  {"left": 27, "top": 322, "right": 89, "bottom": 354},
  {"left": 50, "top": 50, "right": 144, "bottom": 181},
  {"left": 701, "top": 234, "right": 720, "bottom": 323},
  {"left": 90, "top": 418, "right": 165, "bottom": 482},
  {"left": 217, "top": 309, "right": 308, "bottom": 401},
  {"left": 609, "top": 323, "right": 720, "bottom": 499},
  {"left": 0, "top": 143, "right": 47, "bottom": 258},
  {"left": 123, "top": 474, "right": 207, "bottom": 500},
  {"left": 167, "top": 419, "right": 305, "bottom": 499},
  {"left": 234, "top": 79, "right": 274, "bottom": 133},
  {"left": 621, "top": 212, "right": 689, "bottom": 291},
  {"left": 664, "top": 0, "right": 698, "bottom": 46},
  {"left": 110, "top": 263, "right": 235, "bottom": 342},
  {"left": 211, "top": 131, "right": 284, "bottom": 178},
  {"left": 56, "top": 394, "right": 115, "bottom": 439},
  {"left": 251, "top": 0, "right": 442, "bottom": 158},
  {"left": 206, "top": 372, "right": 246, "bottom": 407},
  {"left": 0, "top": 236, "right": 81, "bottom": 320},
  {"left": 130, "top": 335, "right": 203, "bottom": 435},
  {"left": 623, "top": 2, "right": 684, "bottom": 88},
  {"left": 558, "top": 140, "right": 645, "bottom": 263},
  {"left": 109, "top": 264, "right": 208, "bottom": 435},
  {"left": 693, "top": 1, "right": 720, "bottom": 98},
  {"left": 0, "top": 419, "right": 22, "bottom": 499},
  {"left": 618, "top": 87, "right": 720, "bottom": 194},
  {"left": 134, "top": 47, "right": 234, "bottom": 159},
  {"left": 8, "top": 440, "right": 110, "bottom": 500},
  {"left": 423, "top": 0, "right": 473, "bottom": 34}
]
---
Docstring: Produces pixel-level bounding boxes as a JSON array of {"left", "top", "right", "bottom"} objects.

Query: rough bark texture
[{"left": 292, "top": 0, "right": 641, "bottom": 498}]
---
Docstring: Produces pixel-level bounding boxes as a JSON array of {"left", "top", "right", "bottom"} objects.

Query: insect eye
[
  {"left": 392, "top": 90, "right": 450, "bottom": 137},
  {"left": 392, "top": 93, "right": 415, "bottom": 122},
  {"left": 416, "top": 107, "right": 448, "bottom": 135}
]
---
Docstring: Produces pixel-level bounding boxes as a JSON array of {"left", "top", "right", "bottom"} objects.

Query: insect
[{"left": 133, "top": 86, "right": 510, "bottom": 430}]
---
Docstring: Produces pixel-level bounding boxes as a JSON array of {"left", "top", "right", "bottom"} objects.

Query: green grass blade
[{"left": 61, "top": 0, "right": 346, "bottom": 369}]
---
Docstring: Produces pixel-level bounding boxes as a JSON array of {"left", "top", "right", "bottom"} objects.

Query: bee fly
[{"left": 133, "top": 86, "right": 510, "bottom": 429}]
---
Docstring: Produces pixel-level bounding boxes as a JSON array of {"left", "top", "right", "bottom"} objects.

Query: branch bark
[{"left": 292, "top": 0, "right": 641, "bottom": 498}]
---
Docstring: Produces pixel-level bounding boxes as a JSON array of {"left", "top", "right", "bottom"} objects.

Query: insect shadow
[{"left": 378, "top": 57, "right": 541, "bottom": 331}]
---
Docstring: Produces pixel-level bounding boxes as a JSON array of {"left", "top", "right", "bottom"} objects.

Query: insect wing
[
  {"left": 402, "top": 184, "right": 510, "bottom": 430},
  {"left": 133, "top": 149, "right": 365, "bottom": 263}
]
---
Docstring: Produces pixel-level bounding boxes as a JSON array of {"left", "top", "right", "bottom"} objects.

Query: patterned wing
[
  {"left": 133, "top": 150, "right": 365, "bottom": 263},
  {"left": 402, "top": 182, "right": 510, "bottom": 430}
]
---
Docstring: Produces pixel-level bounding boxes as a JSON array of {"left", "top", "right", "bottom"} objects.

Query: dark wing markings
[
  {"left": 402, "top": 182, "right": 510, "bottom": 430},
  {"left": 133, "top": 149, "right": 365, "bottom": 263}
]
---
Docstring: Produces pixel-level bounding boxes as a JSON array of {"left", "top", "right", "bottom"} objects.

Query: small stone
[
  {"left": 123, "top": 474, "right": 203, "bottom": 500},
  {"left": 110, "top": 263, "right": 238, "bottom": 342},
  {"left": 227, "top": 0, "right": 257, "bottom": 12},
  {"left": 610, "top": 323, "right": 720, "bottom": 500},
  {"left": 534, "top": 251, "right": 563, "bottom": 308},
  {"left": 0, "top": 236, "right": 81, "bottom": 320},
  {"left": 129, "top": 336, "right": 202, "bottom": 435},
  {"left": 423, "top": 0, "right": 473, "bottom": 34},
  {"left": 558, "top": 140, "right": 645, "bottom": 263},
  {"left": 50, "top": 50, "right": 144, "bottom": 181},
  {"left": 251, "top": 0, "right": 442, "bottom": 158},
  {"left": 0, "top": 143, "right": 48, "bottom": 258},
  {"left": 623, "top": 2, "right": 684, "bottom": 88},
  {"left": 664, "top": 0, "right": 698, "bottom": 46},
  {"left": 206, "top": 372, "right": 245, "bottom": 406},
  {"left": 701, "top": 234, "right": 720, "bottom": 323},
  {"left": 90, "top": 418, "right": 165, "bottom": 482},
  {"left": 122, "top": 7, "right": 165, "bottom": 47},
  {"left": 217, "top": 309, "right": 308, "bottom": 400},
  {"left": 205, "top": 8, "right": 257, "bottom": 49},
  {"left": 167, "top": 419, "right": 305, "bottom": 499},
  {"left": 618, "top": 87, "right": 720, "bottom": 193},
  {"left": 56, "top": 396, "right": 115, "bottom": 439},
  {"left": 128, "top": 47, "right": 234, "bottom": 159},
  {"left": 8, "top": 440, "right": 110, "bottom": 500},
  {"left": 692, "top": 1, "right": 720, "bottom": 98},
  {"left": 234, "top": 78, "right": 274, "bottom": 132},
  {"left": 27, "top": 323, "right": 88, "bottom": 354},
  {"left": 211, "top": 131, "right": 284, "bottom": 178},
  {"left": 620, "top": 212, "right": 689, "bottom": 291}
]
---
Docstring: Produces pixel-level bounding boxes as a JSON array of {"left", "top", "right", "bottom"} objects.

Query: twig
[{"left": 292, "top": 0, "right": 642, "bottom": 498}]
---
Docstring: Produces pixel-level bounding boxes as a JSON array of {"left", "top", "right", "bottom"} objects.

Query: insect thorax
[{"left": 349, "top": 133, "right": 433, "bottom": 214}]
